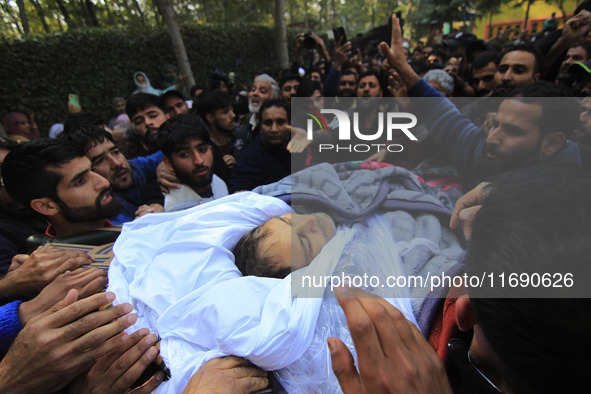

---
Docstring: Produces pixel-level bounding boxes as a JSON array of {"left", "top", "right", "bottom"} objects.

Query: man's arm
[
  {"left": 0, "top": 245, "right": 93, "bottom": 302},
  {"left": 182, "top": 356, "right": 268, "bottom": 394},
  {"left": 379, "top": 14, "right": 485, "bottom": 175},
  {"left": 1, "top": 268, "right": 107, "bottom": 357},
  {"left": 69, "top": 329, "right": 164, "bottom": 394},
  {"left": 0, "top": 291, "right": 137, "bottom": 394},
  {"left": 130, "top": 151, "right": 164, "bottom": 181},
  {"left": 330, "top": 286, "right": 452, "bottom": 394}
]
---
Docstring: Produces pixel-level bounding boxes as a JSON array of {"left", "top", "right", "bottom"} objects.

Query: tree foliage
[{"left": 0, "top": 24, "right": 296, "bottom": 133}]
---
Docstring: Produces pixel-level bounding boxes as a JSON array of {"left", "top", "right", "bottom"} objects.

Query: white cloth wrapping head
[{"left": 107, "top": 192, "right": 417, "bottom": 393}]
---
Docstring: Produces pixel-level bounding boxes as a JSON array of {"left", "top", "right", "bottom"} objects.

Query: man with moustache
[
  {"left": 247, "top": 74, "right": 280, "bottom": 132},
  {"left": 126, "top": 93, "right": 169, "bottom": 156},
  {"left": 157, "top": 114, "right": 228, "bottom": 212},
  {"left": 381, "top": 14, "right": 583, "bottom": 189},
  {"left": 493, "top": 44, "right": 542, "bottom": 93},
  {"left": 1, "top": 139, "right": 122, "bottom": 238},
  {"left": 229, "top": 99, "right": 291, "bottom": 192},
  {"left": 64, "top": 126, "right": 164, "bottom": 224},
  {"left": 196, "top": 91, "right": 252, "bottom": 171}
]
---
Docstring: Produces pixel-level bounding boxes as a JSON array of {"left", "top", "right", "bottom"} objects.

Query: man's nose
[
  {"left": 93, "top": 171, "right": 110, "bottom": 190},
  {"left": 271, "top": 121, "right": 280, "bottom": 133},
  {"left": 108, "top": 154, "right": 123, "bottom": 168},
  {"left": 486, "top": 126, "right": 502, "bottom": 145},
  {"left": 193, "top": 151, "right": 205, "bottom": 165}
]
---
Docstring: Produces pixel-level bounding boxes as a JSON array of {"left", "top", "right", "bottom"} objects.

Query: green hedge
[{"left": 0, "top": 25, "right": 297, "bottom": 134}]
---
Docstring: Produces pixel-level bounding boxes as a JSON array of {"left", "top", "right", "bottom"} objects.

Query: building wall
[{"left": 473, "top": 0, "right": 579, "bottom": 39}]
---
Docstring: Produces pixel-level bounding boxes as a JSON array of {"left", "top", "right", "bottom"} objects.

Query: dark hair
[
  {"left": 162, "top": 89, "right": 185, "bottom": 103},
  {"left": 256, "top": 99, "right": 290, "bottom": 125},
  {"left": 233, "top": 224, "right": 291, "bottom": 278},
  {"left": 1, "top": 138, "right": 85, "bottom": 206},
  {"left": 62, "top": 125, "right": 114, "bottom": 153},
  {"left": 568, "top": 40, "right": 591, "bottom": 59},
  {"left": 296, "top": 79, "right": 323, "bottom": 98},
  {"left": 340, "top": 69, "right": 358, "bottom": 82},
  {"left": 63, "top": 112, "right": 105, "bottom": 134},
  {"left": 279, "top": 73, "right": 302, "bottom": 88},
  {"left": 472, "top": 50, "right": 501, "bottom": 72},
  {"left": 502, "top": 44, "right": 544, "bottom": 75},
  {"left": 508, "top": 81, "right": 579, "bottom": 139},
  {"left": 125, "top": 93, "right": 165, "bottom": 119},
  {"left": 232, "top": 94, "right": 250, "bottom": 116},
  {"left": 466, "top": 164, "right": 591, "bottom": 393},
  {"left": 209, "top": 71, "right": 230, "bottom": 91},
  {"left": 156, "top": 113, "right": 211, "bottom": 157},
  {"left": 357, "top": 70, "right": 385, "bottom": 92},
  {"left": 195, "top": 91, "right": 233, "bottom": 121},
  {"left": 307, "top": 66, "right": 323, "bottom": 81}
]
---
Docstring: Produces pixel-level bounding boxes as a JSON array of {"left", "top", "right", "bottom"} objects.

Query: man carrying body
[
  {"left": 157, "top": 114, "right": 228, "bottom": 212},
  {"left": 64, "top": 126, "right": 164, "bottom": 224},
  {"left": 330, "top": 164, "right": 591, "bottom": 394},
  {"left": 1, "top": 139, "right": 121, "bottom": 238}
]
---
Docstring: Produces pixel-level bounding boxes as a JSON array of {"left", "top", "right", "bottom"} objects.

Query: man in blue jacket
[{"left": 64, "top": 126, "right": 164, "bottom": 224}]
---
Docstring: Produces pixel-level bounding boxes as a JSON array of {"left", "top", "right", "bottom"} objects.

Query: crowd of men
[{"left": 1, "top": 5, "right": 591, "bottom": 392}]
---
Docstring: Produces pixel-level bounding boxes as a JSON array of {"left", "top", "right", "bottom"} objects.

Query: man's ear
[
  {"left": 205, "top": 113, "right": 214, "bottom": 126},
  {"left": 163, "top": 155, "right": 175, "bottom": 173},
  {"left": 532, "top": 72, "right": 541, "bottom": 82},
  {"left": 540, "top": 132, "right": 566, "bottom": 158},
  {"left": 166, "top": 112, "right": 172, "bottom": 119},
  {"left": 456, "top": 295, "right": 478, "bottom": 332},
  {"left": 30, "top": 198, "right": 60, "bottom": 217}
]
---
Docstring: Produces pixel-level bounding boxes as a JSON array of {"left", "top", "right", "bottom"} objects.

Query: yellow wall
[{"left": 473, "top": 0, "right": 579, "bottom": 39}]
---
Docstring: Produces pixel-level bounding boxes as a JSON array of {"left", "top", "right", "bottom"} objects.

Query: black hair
[
  {"left": 233, "top": 224, "right": 291, "bottom": 279},
  {"left": 156, "top": 113, "right": 211, "bottom": 157},
  {"left": 63, "top": 112, "right": 105, "bottom": 135},
  {"left": 509, "top": 81, "right": 579, "bottom": 139},
  {"left": 162, "top": 89, "right": 185, "bottom": 103},
  {"left": 568, "top": 40, "right": 591, "bottom": 59},
  {"left": 125, "top": 93, "right": 166, "bottom": 119},
  {"left": 340, "top": 68, "right": 358, "bottom": 82},
  {"left": 501, "top": 44, "right": 544, "bottom": 75},
  {"left": 256, "top": 99, "right": 290, "bottom": 125},
  {"left": 466, "top": 164, "right": 591, "bottom": 393},
  {"left": 1, "top": 138, "right": 85, "bottom": 206},
  {"left": 62, "top": 125, "right": 114, "bottom": 153},
  {"left": 279, "top": 73, "right": 302, "bottom": 88},
  {"left": 357, "top": 70, "right": 386, "bottom": 92},
  {"left": 195, "top": 91, "right": 233, "bottom": 121},
  {"left": 472, "top": 50, "right": 501, "bottom": 72},
  {"left": 296, "top": 79, "right": 323, "bottom": 98},
  {"left": 307, "top": 66, "right": 323, "bottom": 81}
]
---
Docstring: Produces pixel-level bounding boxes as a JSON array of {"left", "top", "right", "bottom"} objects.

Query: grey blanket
[{"left": 254, "top": 162, "right": 465, "bottom": 334}]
